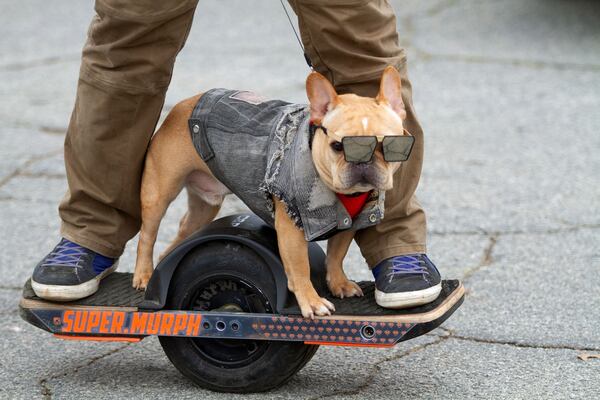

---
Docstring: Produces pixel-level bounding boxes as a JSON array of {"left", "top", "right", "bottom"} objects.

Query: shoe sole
[
  {"left": 31, "top": 262, "right": 119, "bottom": 302},
  {"left": 375, "top": 282, "right": 442, "bottom": 309}
]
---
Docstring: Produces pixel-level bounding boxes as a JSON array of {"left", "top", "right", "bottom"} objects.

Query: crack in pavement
[
  {"left": 38, "top": 343, "right": 132, "bottom": 400},
  {"left": 437, "top": 328, "right": 600, "bottom": 353},
  {"left": 0, "top": 149, "right": 63, "bottom": 189},
  {"left": 411, "top": 48, "right": 600, "bottom": 72},
  {"left": 429, "top": 223, "right": 600, "bottom": 237},
  {"left": 0, "top": 285, "right": 22, "bottom": 291},
  {"left": 0, "top": 54, "right": 80, "bottom": 72},
  {"left": 307, "top": 336, "right": 450, "bottom": 400},
  {"left": 451, "top": 334, "right": 600, "bottom": 353},
  {"left": 0, "top": 196, "right": 62, "bottom": 205},
  {"left": 6, "top": 121, "right": 68, "bottom": 136},
  {"left": 39, "top": 126, "right": 67, "bottom": 135},
  {"left": 554, "top": 222, "right": 600, "bottom": 231},
  {"left": 18, "top": 171, "right": 65, "bottom": 179},
  {"left": 461, "top": 235, "right": 498, "bottom": 281}
]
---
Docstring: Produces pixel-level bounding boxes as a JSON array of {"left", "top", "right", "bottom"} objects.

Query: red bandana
[{"left": 336, "top": 191, "right": 371, "bottom": 219}]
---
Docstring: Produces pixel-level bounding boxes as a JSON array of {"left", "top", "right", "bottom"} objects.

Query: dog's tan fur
[{"left": 133, "top": 67, "right": 407, "bottom": 318}]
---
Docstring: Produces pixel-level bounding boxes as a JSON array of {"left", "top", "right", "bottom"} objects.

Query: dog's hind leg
[
  {"left": 158, "top": 184, "right": 224, "bottom": 260},
  {"left": 133, "top": 151, "right": 188, "bottom": 290},
  {"left": 133, "top": 95, "right": 204, "bottom": 290}
]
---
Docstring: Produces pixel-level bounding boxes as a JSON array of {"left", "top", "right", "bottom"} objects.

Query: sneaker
[
  {"left": 31, "top": 238, "right": 118, "bottom": 301},
  {"left": 372, "top": 254, "right": 442, "bottom": 309}
]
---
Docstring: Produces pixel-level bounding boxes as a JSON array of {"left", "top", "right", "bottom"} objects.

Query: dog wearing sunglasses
[{"left": 133, "top": 66, "right": 412, "bottom": 318}]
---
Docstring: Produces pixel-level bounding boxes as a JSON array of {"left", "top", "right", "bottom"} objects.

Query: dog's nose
[{"left": 351, "top": 163, "right": 373, "bottom": 181}]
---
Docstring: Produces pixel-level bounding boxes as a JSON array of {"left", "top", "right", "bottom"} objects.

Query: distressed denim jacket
[{"left": 189, "top": 88, "right": 385, "bottom": 241}]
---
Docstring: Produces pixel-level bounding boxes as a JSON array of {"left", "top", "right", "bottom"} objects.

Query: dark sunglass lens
[
  {"left": 342, "top": 137, "right": 377, "bottom": 163},
  {"left": 382, "top": 136, "right": 415, "bottom": 161}
]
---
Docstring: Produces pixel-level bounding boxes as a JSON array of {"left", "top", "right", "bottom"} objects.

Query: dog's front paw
[
  {"left": 327, "top": 278, "right": 363, "bottom": 299},
  {"left": 295, "top": 289, "right": 336, "bottom": 319},
  {"left": 132, "top": 271, "right": 152, "bottom": 291}
]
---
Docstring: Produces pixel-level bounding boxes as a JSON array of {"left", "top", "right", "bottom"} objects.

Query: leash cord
[{"left": 279, "top": 0, "right": 313, "bottom": 69}]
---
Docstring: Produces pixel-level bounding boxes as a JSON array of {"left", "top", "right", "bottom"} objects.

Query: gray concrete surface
[{"left": 1, "top": 0, "right": 599, "bottom": 399}]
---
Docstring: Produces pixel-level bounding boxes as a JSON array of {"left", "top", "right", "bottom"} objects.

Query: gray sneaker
[
  {"left": 372, "top": 254, "right": 442, "bottom": 309},
  {"left": 31, "top": 238, "right": 118, "bottom": 301}
]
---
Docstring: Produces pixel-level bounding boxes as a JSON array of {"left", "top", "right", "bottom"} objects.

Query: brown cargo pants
[{"left": 59, "top": 0, "right": 427, "bottom": 267}]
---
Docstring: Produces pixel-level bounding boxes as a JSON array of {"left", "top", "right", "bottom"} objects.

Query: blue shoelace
[
  {"left": 373, "top": 254, "right": 431, "bottom": 280},
  {"left": 42, "top": 239, "right": 87, "bottom": 268},
  {"left": 42, "top": 239, "right": 114, "bottom": 275},
  {"left": 388, "top": 255, "right": 430, "bottom": 276}
]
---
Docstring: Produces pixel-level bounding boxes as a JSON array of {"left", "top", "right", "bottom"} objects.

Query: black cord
[{"left": 279, "top": 0, "right": 313, "bottom": 69}]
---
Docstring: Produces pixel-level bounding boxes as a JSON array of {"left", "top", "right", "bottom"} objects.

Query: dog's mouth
[
  {"left": 338, "top": 163, "right": 389, "bottom": 191},
  {"left": 343, "top": 181, "right": 376, "bottom": 193}
]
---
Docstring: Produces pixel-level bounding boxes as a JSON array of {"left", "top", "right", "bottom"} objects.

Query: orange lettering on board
[
  {"left": 74, "top": 311, "right": 87, "bottom": 332},
  {"left": 86, "top": 311, "right": 101, "bottom": 332},
  {"left": 99, "top": 312, "right": 111, "bottom": 333},
  {"left": 131, "top": 313, "right": 148, "bottom": 334},
  {"left": 62, "top": 310, "right": 74, "bottom": 332},
  {"left": 147, "top": 313, "right": 161, "bottom": 335},
  {"left": 186, "top": 315, "right": 202, "bottom": 336},
  {"left": 111, "top": 312, "right": 125, "bottom": 334},
  {"left": 159, "top": 313, "right": 175, "bottom": 335},
  {"left": 173, "top": 314, "right": 187, "bottom": 335}
]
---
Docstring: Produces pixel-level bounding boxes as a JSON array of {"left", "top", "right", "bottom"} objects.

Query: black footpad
[
  {"left": 22, "top": 272, "right": 144, "bottom": 308},
  {"left": 283, "top": 280, "right": 459, "bottom": 316}
]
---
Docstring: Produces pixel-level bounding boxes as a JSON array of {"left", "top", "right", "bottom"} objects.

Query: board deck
[
  {"left": 22, "top": 273, "right": 459, "bottom": 316},
  {"left": 20, "top": 273, "right": 464, "bottom": 347}
]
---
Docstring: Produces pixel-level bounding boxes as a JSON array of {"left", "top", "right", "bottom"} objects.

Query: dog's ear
[
  {"left": 376, "top": 66, "right": 406, "bottom": 120},
  {"left": 306, "top": 72, "right": 339, "bottom": 124}
]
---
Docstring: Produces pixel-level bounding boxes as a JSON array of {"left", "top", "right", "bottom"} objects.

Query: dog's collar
[{"left": 335, "top": 191, "right": 372, "bottom": 219}]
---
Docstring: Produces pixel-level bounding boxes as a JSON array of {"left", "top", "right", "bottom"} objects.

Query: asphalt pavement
[{"left": 1, "top": 0, "right": 599, "bottom": 399}]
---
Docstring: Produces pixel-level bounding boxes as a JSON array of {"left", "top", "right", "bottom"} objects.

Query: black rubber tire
[{"left": 159, "top": 241, "right": 318, "bottom": 393}]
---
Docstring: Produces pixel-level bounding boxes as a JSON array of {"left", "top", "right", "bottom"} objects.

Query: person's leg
[
  {"left": 59, "top": 0, "right": 199, "bottom": 258},
  {"left": 289, "top": 0, "right": 439, "bottom": 308},
  {"left": 32, "top": 0, "right": 198, "bottom": 301},
  {"left": 288, "top": 0, "right": 425, "bottom": 264}
]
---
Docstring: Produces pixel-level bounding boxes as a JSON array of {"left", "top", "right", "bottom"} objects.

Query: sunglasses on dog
[{"left": 310, "top": 124, "right": 415, "bottom": 163}]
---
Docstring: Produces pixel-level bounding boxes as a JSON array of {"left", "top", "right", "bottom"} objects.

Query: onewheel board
[{"left": 20, "top": 273, "right": 464, "bottom": 347}]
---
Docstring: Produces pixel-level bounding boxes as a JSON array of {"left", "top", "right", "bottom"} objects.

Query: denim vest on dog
[{"left": 189, "top": 88, "right": 385, "bottom": 241}]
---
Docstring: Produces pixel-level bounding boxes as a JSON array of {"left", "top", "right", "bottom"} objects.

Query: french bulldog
[{"left": 133, "top": 66, "right": 410, "bottom": 319}]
